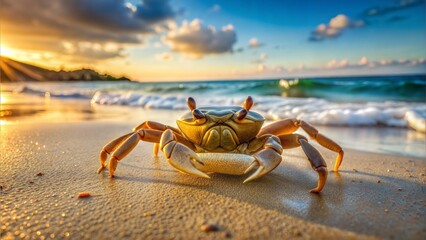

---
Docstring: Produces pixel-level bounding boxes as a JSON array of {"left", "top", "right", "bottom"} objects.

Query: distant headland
[{"left": 0, "top": 56, "right": 130, "bottom": 82}]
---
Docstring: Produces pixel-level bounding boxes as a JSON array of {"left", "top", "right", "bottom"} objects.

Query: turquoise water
[{"left": 4, "top": 74, "right": 425, "bottom": 102}]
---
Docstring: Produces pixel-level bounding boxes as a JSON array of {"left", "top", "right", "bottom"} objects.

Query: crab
[{"left": 97, "top": 96, "right": 344, "bottom": 193}]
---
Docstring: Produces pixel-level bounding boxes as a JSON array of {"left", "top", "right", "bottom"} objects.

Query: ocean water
[
  {"left": 1, "top": 74, "right": 425, "bottom": 158},
  {"left": 2, "top": 74, "right": 425, "bottom": 129}
]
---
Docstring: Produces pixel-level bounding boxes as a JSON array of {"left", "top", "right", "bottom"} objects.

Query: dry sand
[{"left": 1, "top": 121, "right": 425, "bottom": 239}]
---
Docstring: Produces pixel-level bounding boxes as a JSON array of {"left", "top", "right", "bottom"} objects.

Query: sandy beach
[
  {"left": 1, "top": 115, "right": 425, "bottom": 239},
  {"left": 2, "top": 0, "right": 426, "bottom": 238}
]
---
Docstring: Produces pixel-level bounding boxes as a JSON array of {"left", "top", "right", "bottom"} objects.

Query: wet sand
[{"left": 1, "top": 121, "right": 425, "bottom": 239}]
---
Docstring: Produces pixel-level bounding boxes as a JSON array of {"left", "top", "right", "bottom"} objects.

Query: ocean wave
[
  {"left": 278, "top": 75, "right": 426, "bottom": 101},
  {"left": 91, "top": 91, "right": 426, "bottom": 131},
  {"left": 17, "top": 86, "right": 93, "bottom": 99}
]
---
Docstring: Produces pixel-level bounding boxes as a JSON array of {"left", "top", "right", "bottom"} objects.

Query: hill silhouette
[{"left": 0, "top": 57, "right": 130, "bottom": 82}]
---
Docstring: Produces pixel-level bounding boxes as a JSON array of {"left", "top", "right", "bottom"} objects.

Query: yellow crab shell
[{"left": 176, "top": 106, "right": 265, "bottom": 152}]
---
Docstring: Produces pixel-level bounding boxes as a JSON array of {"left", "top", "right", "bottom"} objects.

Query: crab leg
[
  {"left": 106, "top": 129, "right": 163, "bottom": 177},
  {"left": 278, "top": 134, "right": 328, "bottom": 193},
  {"left": 98, "top": 133, "right": 133, "bottom": 173},
  {"left": 160, "top": 129, "right": 210, "bottom": 179},
  {"left": 98, "top": 121, "right": 181, "bottom": 173},
  {"left": 299, "top": 140, "right": 328, "bottom": 193},
  {"left": 298, "top": 120, "right": 344, "bottom": 171},
  {"left": 258, "top": 118, "right": 344, "bottom": 171},
  {"left": 243, "top": 135, "right": 283, "bottom": 183},
  {"left": 133, "top": 121, "right": 181, "bottom": 157}
]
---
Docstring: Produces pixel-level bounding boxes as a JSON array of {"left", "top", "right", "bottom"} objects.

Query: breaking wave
[
  {"left": 90, "top": 92, "right": 426, "bottom": 132},
  {"left": 3, "top": 74, "right": 425, "bottom": 131}
]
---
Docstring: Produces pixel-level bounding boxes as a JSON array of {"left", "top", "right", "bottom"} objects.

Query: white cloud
[
  {"left": 324, "top": 56, "right": 425, "bottom": 70},
  {"left": 310, "top": 14, "right": 365, "bottom": 41},
  {"left": 358, "top": 56, "right": 369, "bottom": 66},
  {"left": 267, "top": 57, "right": 425, "bottom": 75},
  {"left": 329, "top": 14, "right": 351, "bottom": 29},
  {"left": 326, "top": 59, "right": 349, "bottom": 68},
  {"left": 163, "top": 19, "right": 237, "bottom": 58},
  {"left": 248, "top": 38, "right": 264, "bottom": 48},
  {"left": 324, "top": 28, "right": 341, "bottom": 37},
  {"left": 378, "top": 58, "right": 426, "bottom": 67},
  {"left": 316, "top": 24, "right": 327, "bottom": 32},
  {"left": 124, "top": 2, "right": 137, "bottom": 13}
]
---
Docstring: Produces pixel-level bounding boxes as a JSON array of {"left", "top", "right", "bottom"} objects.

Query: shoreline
[
  {"left": 1, "top": 90, "right": 425, "bottom": 159},
  {"left": 1, "top": 121, "right": 425, "bottom": 239}
]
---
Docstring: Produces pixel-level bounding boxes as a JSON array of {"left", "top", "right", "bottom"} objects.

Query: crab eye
[
  {"left": 244, "top": 96, "right": 253, "bottom": 110},
  {"left": 187, "top": 97, "right": 196, "bottom": 110},
  {"left": 192, "top": 109, "right": 205, "bottom": 119},
  {"left": 236, "top": 109, "right": 248, "bottom": 120}
]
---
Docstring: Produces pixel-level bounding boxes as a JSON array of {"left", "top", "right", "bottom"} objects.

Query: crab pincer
[
  {"left": 244, "top": 136, "right": 283, "bottom": 183},
  {"left": 160, "top": 129, "right": 210, "bottom": 179}
]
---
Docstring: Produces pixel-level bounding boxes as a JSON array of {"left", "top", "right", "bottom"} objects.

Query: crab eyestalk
[
  {"left": 236, "top": 96, "right": 253, "bottom": 120},
  {"left": 187, "top": 97, "right": 206, "bottom": 122}
]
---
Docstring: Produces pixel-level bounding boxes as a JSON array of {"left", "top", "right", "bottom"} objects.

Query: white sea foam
[{"left": 91, "top": 91, "right": 426, "bottom": 131}]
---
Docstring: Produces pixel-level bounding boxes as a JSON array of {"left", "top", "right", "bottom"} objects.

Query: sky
[{"left": 1, "top": 0, "right": 425, "bottom": 81}]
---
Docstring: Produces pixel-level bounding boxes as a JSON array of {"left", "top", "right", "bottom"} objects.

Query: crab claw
[
  {"left": 160, "top": 129, "right": 209, "bottom": 179},
  {"left": 165, "top": 142, "right": 210, "bottom": 179},
  {"left": 243, "top": 148, "right": 282, "bottom": 183}
]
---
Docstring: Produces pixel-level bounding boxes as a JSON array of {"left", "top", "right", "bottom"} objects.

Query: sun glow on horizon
[
  {"left": 0, "top": 92, "right": 9, "bottom": 105},
  {"left": 0, "top": 45, "right": 19, "bottom": 58}
]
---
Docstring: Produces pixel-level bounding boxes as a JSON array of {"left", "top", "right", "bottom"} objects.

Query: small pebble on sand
[
  {"left": 398, "top": 188, "right": 402, "bottom": 191},
  {"left": 377, "top": 180, "right": 381, "bottom": 183},
  {"left": 353, "top": 169, "right": 358, "bottom": 172},
  {"left": 77, "top": 192, "right": 91, "bottom": 198},
  {"left": 201, "top": 223, "right": 219, "bottom": 232},
  {"left": 36, "top": 172, "right": 44, "bottom": 176}
]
